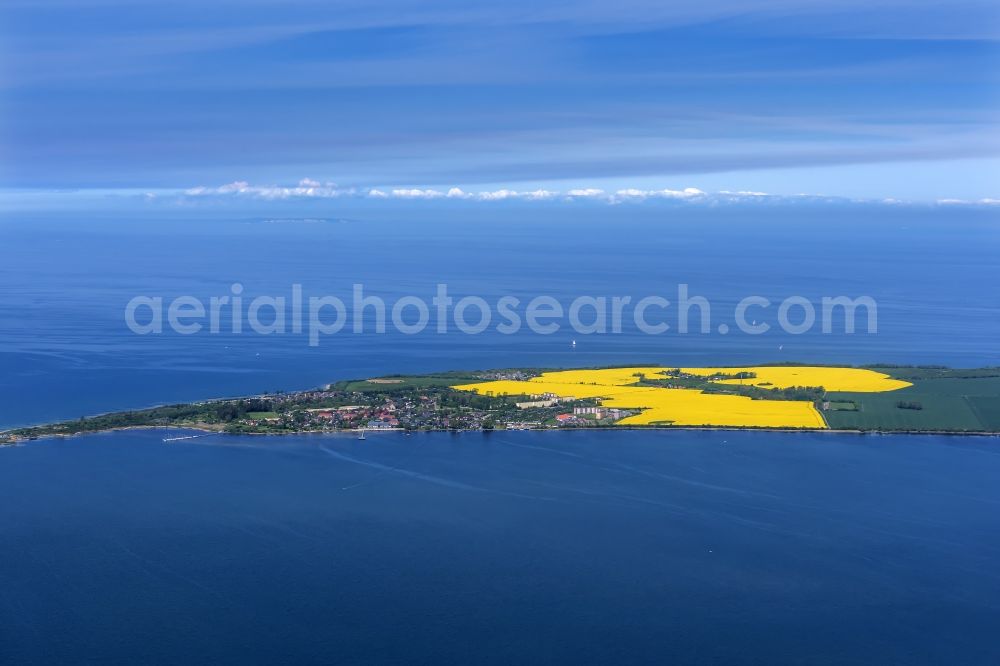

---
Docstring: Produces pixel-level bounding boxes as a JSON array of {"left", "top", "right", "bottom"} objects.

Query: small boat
[
  {"left": 571, "top": 339, "right": 577, "bottom": 348},
  {"left": 357, "top": 428, "right": 366, "bottom": 440}
]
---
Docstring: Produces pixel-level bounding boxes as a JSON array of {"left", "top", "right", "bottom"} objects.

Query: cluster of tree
[
  {"left": 639, "top": 371, "right": 822, "bottom": 402},
  {"left": 13, "top": 402, "right": 218, "bottom": 438},
  {"left": 713, "top": 371, "right": 758, "bottom": 380},
  {"left": 702, "top": 384, "right": 825, "bottom": 402},
  {"left": 214, "top": 398, "right": 274, "bottom": 422}
]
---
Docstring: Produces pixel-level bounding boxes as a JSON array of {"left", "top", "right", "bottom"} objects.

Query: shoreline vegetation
[{"left": 4, "top": 364, "right": 1000, "bottom": 445}]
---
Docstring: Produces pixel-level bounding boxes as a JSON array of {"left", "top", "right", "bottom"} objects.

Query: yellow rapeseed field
[
  {"left": 451, "top": 365, "right": 908, "bottom": 429},
  {"left": 679, "top": 366, "right": 911, "bottom": 392}
]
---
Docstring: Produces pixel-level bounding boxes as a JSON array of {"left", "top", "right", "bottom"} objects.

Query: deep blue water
[
  {"left": 2, "top": 204, "right": 1000, "bottom": 663},
  {"left": 2, "top": 205, "right": 999, "bottom": 429},
  {"left": 2, "top": 429, "right": 1000, "bottom": 664}
]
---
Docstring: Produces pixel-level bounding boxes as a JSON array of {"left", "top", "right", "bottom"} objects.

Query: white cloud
[
  {"left": 177, "top": 180, "right": 994, "bottom": 206},
  {"left": 391, "top": 188, "right": 445, "bottom": 198},
  {"left": 937, "top": 197, "right": 1000, "bottom": 206},
  {"left": 217, "top": 181, "right": 251, "bottom": 194},
  {"left": 184, "top": 180, "right": 746, "bottom": 203},
  {"left": 678, "top": 187, "right": 706, "bottom": 197},
  {"left": 524, "top": 189, "right": 558, "bottom": 200},
  {"left": 369, "top": 187, "right": 558, "bottom": 201},
  {"left": 613, "top": 187, "right": 707, "bottom": 201},
  {"left": 719, "top": 190, "right": 767, "bottom": 197},
  {"left": 477, "top": 189, "right": 518, "bottom": 200},
  {"left": 185, "top": 180, "right": 345, "bottom": 199}
]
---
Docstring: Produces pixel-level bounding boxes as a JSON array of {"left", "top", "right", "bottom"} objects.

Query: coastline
[
  {"left": 5, "top": 422, "right": 999, "bottom": 447},
  {"left": 5, "top": 363, "right": 1000, "bottom": 445}
]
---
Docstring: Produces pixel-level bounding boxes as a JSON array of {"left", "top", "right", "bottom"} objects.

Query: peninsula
[{"left": 4, "top": 364, "right": 1000, "bottom": 444}]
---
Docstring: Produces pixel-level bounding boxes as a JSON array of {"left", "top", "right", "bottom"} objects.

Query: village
[
  {"left": 4, "top": 369, "right": 645, "bottom": 443},
  {"left": 225, "top": 385, "right": 635, "bottom": 434}
]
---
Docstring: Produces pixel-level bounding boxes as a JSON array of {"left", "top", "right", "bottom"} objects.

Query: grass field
[
  {"left": 866, "top": 366, "right": 1000, "bottom": 381},
  {"left": 336, "top": 373, "right": 485, "bottom": 392},
  {"left": 823, "top": 375, "right": 1000, "bottom": 432},
  {"left": 968, "top": 397, "right": 1000, "bottom": 430}
]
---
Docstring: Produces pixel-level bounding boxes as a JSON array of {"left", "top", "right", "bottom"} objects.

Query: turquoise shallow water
[{"left": 2, "top": 428, "right": 999, "bottom": 664}]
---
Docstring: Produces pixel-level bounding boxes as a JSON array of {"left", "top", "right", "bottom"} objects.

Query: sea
[
  {"left": 1, "top": 203, "right": 999, "bottom": 663},
  {"left": 3, "top": 429, "right": 1000, "bottom": 664}
]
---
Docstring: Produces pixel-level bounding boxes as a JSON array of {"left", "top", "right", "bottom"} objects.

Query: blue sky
[{"left": 2, "top": 0, "right": 998, "bottom": 203}]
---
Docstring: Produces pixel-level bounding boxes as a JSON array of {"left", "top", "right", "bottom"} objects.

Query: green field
[
  {"left": 823, "top": 371, "right": 1000, "bottom": 432},
  {"left": 967, "top": 396, "right": 1000, "bottom": 430},
  {"left": 332, "top": 369, "right": 549, "bottom": 393},
  {"left": 333, "top": 372, "right": 485, "bottom": 393}
]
